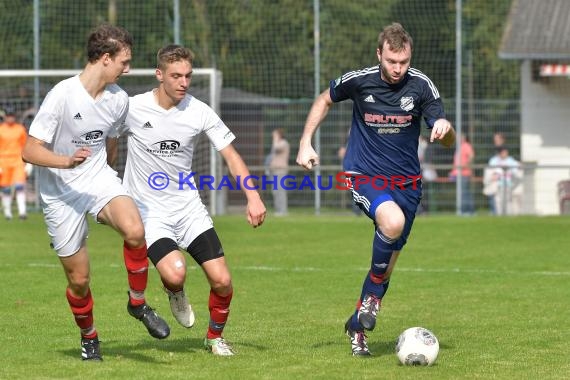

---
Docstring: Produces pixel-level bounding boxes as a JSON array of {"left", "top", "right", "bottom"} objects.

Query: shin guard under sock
[
  {"left": 123, "top": 242, "right": 148, "bottom": 306},
  {"left": 207, "top": 290, "right": 233, "bottom": 339},
  {"left": 66, "top": 288, "right": 97, "bottom": 338}
]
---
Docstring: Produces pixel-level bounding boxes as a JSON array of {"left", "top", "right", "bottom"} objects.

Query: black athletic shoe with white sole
[
  {"left": 127, "top": 300, "right": 170, "bottom": 339},
  {"left": 81, "top": 337, "right": 102, "bottom": 361}
]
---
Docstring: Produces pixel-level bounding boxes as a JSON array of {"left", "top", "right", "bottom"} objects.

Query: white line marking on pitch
[
  {"left": 236, "top": 265, "right": 570, "bottom": 277},
  {"left": 23, "top": 263, "right": 570, "bottom": 277}
]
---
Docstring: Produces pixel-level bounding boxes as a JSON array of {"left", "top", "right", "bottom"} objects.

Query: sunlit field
[{"left": 1, "top": 213, "right": 569, "bottom": 379}]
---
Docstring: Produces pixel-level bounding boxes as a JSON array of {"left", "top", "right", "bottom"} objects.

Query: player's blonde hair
[
  {"left": 378, "top": 22, "right": 413, "bottom": 53},
  {"left": 157, "top": 45, "right": 195, "bottom": 70}
]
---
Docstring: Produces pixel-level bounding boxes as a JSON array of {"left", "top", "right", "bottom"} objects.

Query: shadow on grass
[
  {"left": 310, "top": 336, "right": 396, "bottom": 358},
  {"left": 58, "top": 336, "right": 203, "bottom": 362},
  {"left": 57, "top": 334, "right": 270, "bottom": 361}
]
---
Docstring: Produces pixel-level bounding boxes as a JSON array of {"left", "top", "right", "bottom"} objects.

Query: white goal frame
[{"left": 0, "top": 68, "right": 224, "bottom": 215}]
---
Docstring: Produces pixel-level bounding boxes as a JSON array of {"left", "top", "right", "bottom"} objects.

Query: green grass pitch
[{"left": 1, "top": 213, "right": 569, "bottom": 379}]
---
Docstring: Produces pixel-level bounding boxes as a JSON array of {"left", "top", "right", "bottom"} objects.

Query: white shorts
[
  {"left": 140, "top": 198, "right": 214, "bottom": 250},
  {"left": 42, "top": 169, "right": 128, "bottom": 257}
]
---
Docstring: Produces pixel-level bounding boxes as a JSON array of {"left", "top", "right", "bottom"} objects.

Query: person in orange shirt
[{"left": 0, "top": 107, "right": 29, "bottom": 220}]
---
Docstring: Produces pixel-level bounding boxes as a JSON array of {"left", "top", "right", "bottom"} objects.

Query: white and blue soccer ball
[{"left": 395, "top": 327, "right": 439, "bottom": 366}]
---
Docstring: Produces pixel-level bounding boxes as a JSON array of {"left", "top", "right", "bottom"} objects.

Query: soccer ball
[{"left": 395, "top": 327, "right": 439, "bottom": 366}]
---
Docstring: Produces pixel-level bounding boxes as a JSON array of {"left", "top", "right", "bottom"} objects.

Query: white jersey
[
  {"left": 122, "top": 91, "right": 235, "bottom": 216},
  {"left": 29, "top": 75, "right": 128, "bottom": 204}
]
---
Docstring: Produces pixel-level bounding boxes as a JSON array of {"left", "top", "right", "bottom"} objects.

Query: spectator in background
[
  {"left": 484, "top": 146, "right": 523, "bottom": 215},
  {"left": 418, "top": 135, "right": 437, "bottom": 214},
  {"left": 0, "top": 106, "right": 30, "bottom": 220},
  {"left": 485, "top": 132, "right": 506, "bottom": 214},
  {"left": 493, "top": 132, "right": 505, "bottom": 149},
  {"left": 20, "top": 107, "right": 38, "bottom": 130},
  {"left": 269, "top": 128, "right": 290, "bottom": 216},
  {"left": 338, "top": 129, "right": 362, "bottom": 216},
  {"left": 449, "top": 134, "right": 475, "bottom": 215}
]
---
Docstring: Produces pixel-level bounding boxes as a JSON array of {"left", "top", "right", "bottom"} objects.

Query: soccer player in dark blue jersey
[{"left": 297, "top": 23, "right": 455, "bottom": 356}]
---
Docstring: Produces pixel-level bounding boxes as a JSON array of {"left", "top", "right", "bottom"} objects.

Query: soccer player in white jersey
[
  {"left": 120, "top": 45, "right": 266, "bottom": 356},
  {"left": 22, "top": 24, "right": 170, "bottom": 361},
  {"left": 297, "top": 23, "right": 455, "bottom": 356}
]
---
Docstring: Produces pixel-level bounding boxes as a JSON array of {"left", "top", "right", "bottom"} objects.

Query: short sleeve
[
  {"left": 204, "top": 111, "right": 235, "bottom": 151},
  {"left": 28, "top": 87, "right": 65, "bottom": 143},
  {"left": 110, "top": 94, "right": 129, "bottom": 138}
]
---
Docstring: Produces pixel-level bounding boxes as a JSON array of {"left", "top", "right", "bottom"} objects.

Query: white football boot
[
  {"left": 204, "top": 337, "right": 235, "bottom": 356},
  {"left": 164, "top": 288, "right": 195, "bottom": 328}
]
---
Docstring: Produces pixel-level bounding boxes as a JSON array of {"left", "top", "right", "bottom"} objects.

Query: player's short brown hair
[
  {"left": 86, "top": 24, "right": 133, "bottom": 63},
  {"left": 378, "top": 22, "right": 413, "bottom": 53},
  {"left": 156, "top": 45, "right": 195, "bottom": 71}
]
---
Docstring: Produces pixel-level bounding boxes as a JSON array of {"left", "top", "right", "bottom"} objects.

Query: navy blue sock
[{"left": 349, "top": 228, "right": 395, "bottom": 331}]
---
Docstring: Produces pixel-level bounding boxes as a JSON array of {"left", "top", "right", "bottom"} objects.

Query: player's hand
[
  {"left": 296, "top": 145, "right": 320, "bottom": 170},
  {"left": 68, "top": 146, "right": 91, "bottom": 168},
  {"left": 246, "top": 194, "right": 267, "bottom": 228},
  {"left": 430, "top": 119, "right": 452, "bottom": 142}
]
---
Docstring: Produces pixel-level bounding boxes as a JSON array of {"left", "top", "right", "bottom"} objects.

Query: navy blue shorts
[{"left": 349, "top": 175, "right": 422, "bottom": 251}]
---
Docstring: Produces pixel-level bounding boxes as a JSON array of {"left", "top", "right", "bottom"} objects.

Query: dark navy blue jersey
[{"left": 330, "top": 65, "right": 445, "bottom": 179}]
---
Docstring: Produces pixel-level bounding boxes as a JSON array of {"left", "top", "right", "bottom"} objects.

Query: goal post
[{"left": 0, "top": 68, "right": 223, "bottom": 215}]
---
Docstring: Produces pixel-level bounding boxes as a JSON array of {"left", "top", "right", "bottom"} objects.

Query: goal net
[{"left": 0, "top": 68, "right": 223, "bottom": 214}]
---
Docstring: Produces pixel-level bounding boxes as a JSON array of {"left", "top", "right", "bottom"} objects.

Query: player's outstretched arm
[
  {"left": 297, "top": 89, "right": 334, "bottom": 170},
  {"left": 22, "top": 135, "right": 91, "bottom": 169},
  {"left": 220, "top": 144, "right": 267, "bottom": 228},
  {"left": 430, "top": 119, "right": 456, "bottom": 148}
]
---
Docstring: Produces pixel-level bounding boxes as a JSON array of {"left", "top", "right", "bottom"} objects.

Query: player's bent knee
[
  {"left": 68, "top": 276, "right": 90, "bottom": 294},
  {"left": 217, "top": 275, "right": 232, "bottom": 290},
  {"left": 376, "top": 209, "right": 405, "bottom": 240},
  {"left": 161, "top": 261, "right": 186, "bottom": 287},
  {"left": 381, "top": 221, "right": 404, "bottom": 240},
  {"left": 161, "top": 271, "right": 186, "bottom": 290},
  {"left": 212, "top": 280, "right": 233, "bottom": 296},
  {"left": 123, "top": 222, "right": 145, "bottom": 248}
]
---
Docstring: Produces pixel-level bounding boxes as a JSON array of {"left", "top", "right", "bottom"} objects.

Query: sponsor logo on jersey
[
  {"left": 73, "top": 113, "right": 82, "bottom": 120},
  {"left": 152, "top": 140, "right": 181, "bottom": 150},
  {"left": 71, "top": 130, "right": 104, "bottom": 146},
  {"left": 147, "top": 140, "right": 183, "bottom": 157},
  {"left": 142, "top": 121, "right": 153, "bottom": 129},
  {"left": 364, "top": 113, "right": 412, "bottom": 124},
  {"left": 364, "top": 95, "right": 375, "bottom": 103},
  {"left": 400, "top": 96, "right": 414, "bottom": 111},
  {"left": 81, "top": 130, "right": 103, "bottom": 141},
  {"left": 364, "top": 113, "right": 412, "bottom": 133}
]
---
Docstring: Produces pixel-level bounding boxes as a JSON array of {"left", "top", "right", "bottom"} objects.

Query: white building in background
[{"left": 499, "top": 0, "right": 570, "bottom": 215}]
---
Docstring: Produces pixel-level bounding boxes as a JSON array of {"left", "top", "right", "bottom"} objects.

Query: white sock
[
  {"left": 2, "top": 193, "right": 12, "bottom": 218},
  {"left": 16, "top": 190, "right": 26, "bottom": 216}
]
